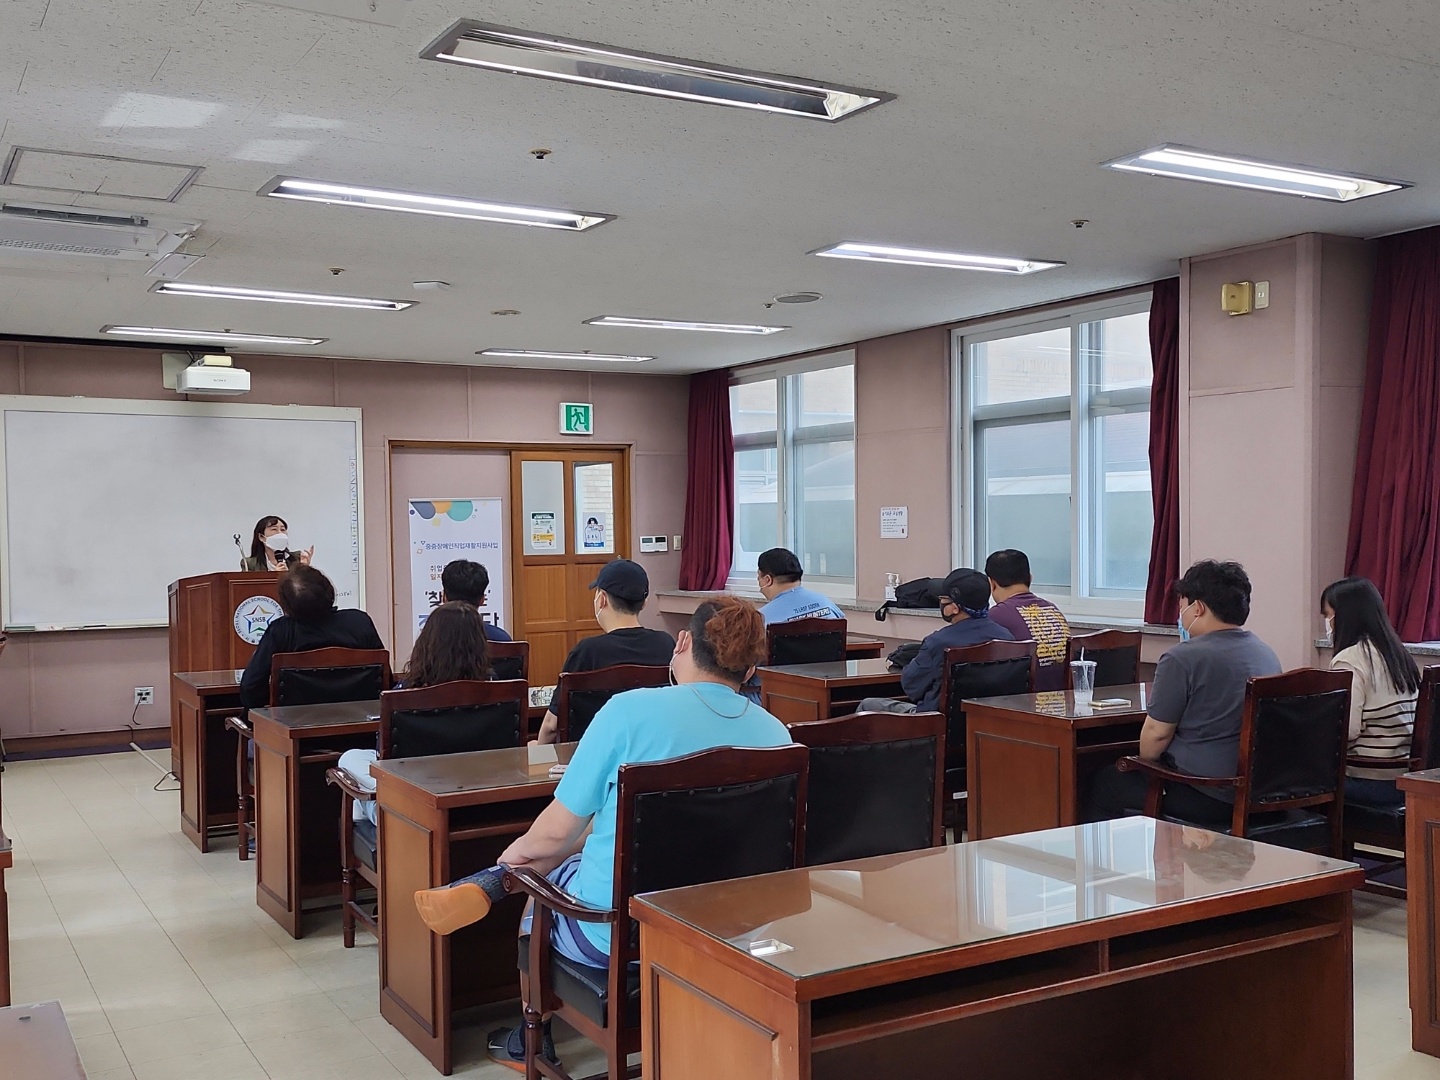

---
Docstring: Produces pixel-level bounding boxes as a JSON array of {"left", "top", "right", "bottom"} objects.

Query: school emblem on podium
[{"left": 234, "top": 595, "right": 283, "bottom": 645}]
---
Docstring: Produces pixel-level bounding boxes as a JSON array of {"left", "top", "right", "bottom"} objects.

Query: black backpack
[{"left": 874, "top": 577, "right": 945, "bottom": 622}]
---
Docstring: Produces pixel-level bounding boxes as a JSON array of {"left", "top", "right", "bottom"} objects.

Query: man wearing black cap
[
  {"left": 534, "top": 559, "right": 676, "bottom": 744},
  {"left": 860, "top": 568, "right": 1015, "bottom": 713}
]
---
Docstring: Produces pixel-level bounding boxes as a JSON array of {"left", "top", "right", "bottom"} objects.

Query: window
[
  {"left": 731, "top": 354, "right": 856, "bottom": 591},
  {"left": 956, "top": 297, "right": 1152, "bottom": 615}
]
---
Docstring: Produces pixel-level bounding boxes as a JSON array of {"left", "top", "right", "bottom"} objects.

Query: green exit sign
[{"left": 560, "top": 402, "right": 594, "bottom": 436}]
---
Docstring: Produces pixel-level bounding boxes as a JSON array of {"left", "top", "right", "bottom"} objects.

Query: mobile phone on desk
[{"left": 548, "top": 763, "right": 568, "bottom": 778}]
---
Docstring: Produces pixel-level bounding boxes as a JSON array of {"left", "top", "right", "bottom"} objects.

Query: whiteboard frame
[{"left": 0, "top": 395, "right": 365, "bottom": 631}]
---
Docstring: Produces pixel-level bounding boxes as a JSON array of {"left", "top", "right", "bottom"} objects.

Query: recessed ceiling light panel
[
  {"left": 422, "top": 21, "right": 891, "bottom": 122},
  {"left": 259, "top": 176, "right": 612, "bottom": 231},
  {"left": 1103, "top": 144, "right": 1408, "bottom": 201},
  {"left": 150, "top": 281, "right": 414, "bottom": 310},
  {"left": 100, "top": 325, "right": 327, "bottom": 346},
  {"left": 812, "top": 243, "right": 1063, "bottom": 274},
  {"left": 478, "top": 349, "right": 653, "bottom": 363},
  {"left": 585, "top": 316, "right": 788, "bottom": 335}
]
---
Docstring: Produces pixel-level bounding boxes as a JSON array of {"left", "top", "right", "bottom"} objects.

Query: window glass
[
  {"left": 972, "top": 328, "right": 1070, "bottom": 406},
  {"left": 1093, "top": 411, "right": 1153, "bottom": 592},
  {"left": 1086, "top": 312, "right": 1152, "bottom": 393},
  {"left": 731, "top": 380, "right": 777, "bottom": 435},
  {"left": 733, "top": 446, "right": 779, "bottom": 574},
  {"left": 977, "top": 419, "right": 1072, "bottom": 589},
  {"left": 794, "top": 439, "right": 855, "bottom": 579}
]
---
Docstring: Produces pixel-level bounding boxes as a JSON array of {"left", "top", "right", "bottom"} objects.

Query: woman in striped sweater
[{"left": 1322, "top": 577, "right": 1420, "bottom": 809}]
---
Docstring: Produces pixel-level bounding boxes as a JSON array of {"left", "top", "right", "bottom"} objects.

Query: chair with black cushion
[
  {"left": 489, "top": 640, "right": 530, "bottom": 683},
  {"left": 230, "top": 647, "right": 392, "bottom": 862},
  {"left": 507, "top": 744, "right": 808, "bottom": 1080},
  {"left": 1067, "top": 629, "right": 1142, "bottom": 688},
  {"left": 552, "top": 664, "right": 672, "bottom": 744},
  {"left": 1117, "top": 668, "right": 1351, "bottom": 854},
  {"left": 328, "top": 677, "right": 529, "bottom": 946},
  {"left": 1342, "top": 664, "right": 1440, "bottom": 896},
  {"left": 766, "top": 616, "right": 848, "bottom": 666},
  {"left": 787, "top": 710, "right": 944, "bottom": 864},
  {"left": 939, "top": 641, "right": 1038, "bottom": 827}
]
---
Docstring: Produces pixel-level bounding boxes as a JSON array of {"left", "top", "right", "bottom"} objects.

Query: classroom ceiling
[{"left": 1, "top": 0, "right": 1438, "bottom": 374}]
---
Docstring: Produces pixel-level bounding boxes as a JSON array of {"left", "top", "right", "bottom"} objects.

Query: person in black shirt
[
  {"left": 239, "top": 564, "right": 386, "bottom": 708},
  {"left": 534, "top": 559, "right": 675, "bottom": 743}
]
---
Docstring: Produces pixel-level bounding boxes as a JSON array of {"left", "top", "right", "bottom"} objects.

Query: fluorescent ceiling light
[
  {"left": 479, "top": 349, "right": 653, "bottom": 363},
  {"left": 585, "top": 316, "right": 788, "bottom": 335},
  {"left": 259, "top": 176, "right": 611, "bottom": 231},
  {"left": 813, "top": 242, "right": 1063, "bottom": 274},
  {"left": 150, "top": 281, "right": 414, "bottom": 310},
  {"left": 1104, "top": 145, "right": 1408, "bottom": 201},
  {"left": 100, "top": 325, "right": 327, "bottom": 346},
  {"left": 422, "top": 21, "right": 890, "bottom": 122}
]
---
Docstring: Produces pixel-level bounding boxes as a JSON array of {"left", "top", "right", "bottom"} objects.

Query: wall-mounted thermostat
[{"left": 639, "top": 535, "right": 669, "bottom": 553}]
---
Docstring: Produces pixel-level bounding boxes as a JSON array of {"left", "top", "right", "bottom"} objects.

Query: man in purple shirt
[{"left": 985, "top": 549, "right": 1071, "bottom": 692}]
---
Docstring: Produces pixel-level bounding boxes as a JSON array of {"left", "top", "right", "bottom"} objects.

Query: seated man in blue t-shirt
[
  {"left": 439, "top": 558, "right": 512, "bottom": 641},
  {"left": 410, "top": 596, "right": 791, "bottom": 1071},
  {"left": 860, "top": 568, "right": 1015, "bottom": 713},
  {"left": 756, "top": 547, "right": 845, "bottom": 624}
]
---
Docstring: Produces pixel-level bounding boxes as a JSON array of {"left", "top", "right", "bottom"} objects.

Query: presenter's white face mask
[{"left": 264, "top": 532, "right": 291, "bottom": 552}]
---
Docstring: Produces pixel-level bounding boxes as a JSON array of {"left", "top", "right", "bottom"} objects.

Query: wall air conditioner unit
[{"left": 0, "top": 202, "right": 198, "bottom": 261}]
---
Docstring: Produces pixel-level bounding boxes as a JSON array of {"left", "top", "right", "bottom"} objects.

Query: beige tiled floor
[{"left": 1, "top": 750, "right": 1436, "bottom": 1078}]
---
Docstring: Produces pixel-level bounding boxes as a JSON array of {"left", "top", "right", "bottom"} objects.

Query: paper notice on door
[
  {"left": 530, "top": 511, "right": 557, "bottom": 551},
  {"left": 580, "top": 512, "right": 607, "bottom": 551}
]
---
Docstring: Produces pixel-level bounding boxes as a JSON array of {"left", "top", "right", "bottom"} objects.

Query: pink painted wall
[
  {"left": 0, "top": 340, "right": 686, "bottom": 739},
  {"left": 1181, "top": 234, "right": 1373, "bottom": 667},
  {"left": 854, "top": 328, "right": 953, "bottom": 601}
]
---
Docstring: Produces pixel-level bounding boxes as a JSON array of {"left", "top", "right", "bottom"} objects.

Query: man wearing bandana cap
[{"left": 860, "top": 567, "right": 1015, "bottom": 713}]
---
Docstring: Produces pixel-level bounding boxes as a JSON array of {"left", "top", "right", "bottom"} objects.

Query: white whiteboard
[{"left": 0, "top": 397, "right": 364, "bottom": 630}]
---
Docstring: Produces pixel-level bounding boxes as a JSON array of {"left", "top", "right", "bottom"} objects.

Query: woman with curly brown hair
[
  {"left": 337, "top": 601, "right": 492, "bottom": 825},
  {"left": 411, "top": 595, "right": 790, "bottom": 1072}
]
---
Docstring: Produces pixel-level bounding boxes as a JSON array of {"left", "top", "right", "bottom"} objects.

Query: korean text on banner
[{"left": 409, "top": 498, "right": 506, "bottom": 637}]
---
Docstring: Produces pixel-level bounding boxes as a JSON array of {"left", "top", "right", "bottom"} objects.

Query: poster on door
[
  {"left": 580, "top": 512, "right": 608, "bottom": 550},
  {"left": 529, "top": 511, "right": 558, "bottom": 551},
  {"left": 409, "top": 498, "right": 506, "bottom": 637}
]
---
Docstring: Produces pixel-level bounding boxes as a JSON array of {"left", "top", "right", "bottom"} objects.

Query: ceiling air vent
[{"left": 0, "top": 202, "right": 198, "bottom": 261}]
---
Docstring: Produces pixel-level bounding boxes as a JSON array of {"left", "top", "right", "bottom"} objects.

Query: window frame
[
  {"left": 952, "top": 292, "right": 1153, "bottom": 620},
  {"left": 729, "top": 350, "right": 857, "bottom": 597}
]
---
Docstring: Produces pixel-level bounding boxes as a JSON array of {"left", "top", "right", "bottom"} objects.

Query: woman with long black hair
[{"left": 1322, "top": 576, "right": 1420, "bottom": 809}]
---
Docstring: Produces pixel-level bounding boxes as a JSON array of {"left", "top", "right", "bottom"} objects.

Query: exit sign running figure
[{"left": 560, "top": 402, "right": 594, "bottom": 436}]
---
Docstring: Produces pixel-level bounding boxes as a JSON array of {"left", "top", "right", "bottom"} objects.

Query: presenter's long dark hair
[
  {"left": 406, "top": 602, "right": 491, "bottom": 687},
  {"left": 250, "top": 515, "right": 287, "bottom": 561},
  {"left": 1322, "top": 576, "right": 1419, "bottom": 695}
]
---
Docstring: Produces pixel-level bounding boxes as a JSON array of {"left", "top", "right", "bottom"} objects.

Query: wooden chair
[
  {"left": 939, "top": 641, "right": 1038, "bottom": 825},
  {"left": 489, "top": 640, "right": 530, "bottom": 682},
  {"left": 1117, "top": 668, "right": 1352, "bottom": 855},
  {"left": 508, "top": 744, "right": 808, "bottom": 1080},
  {"left": 327, "top": 678, "right": 528, "bottom": 946},
  {"left": 787, "top": 710, "right": 944, "bottom": 864},
  {"left": 766, "top": 616, "right": 848, "bottom": 666},
  {"left": 1067, "top": 629, "right": 1142, "bottom": 688},
  {"left": 229, "top": 647, "right": 392, "bottom": 862},
  {"left": 552, "top": 665, "right": 672, "bottom": 744},
  {"left": 1341, "top": 664, "right": 1440, "bottom": 896}
]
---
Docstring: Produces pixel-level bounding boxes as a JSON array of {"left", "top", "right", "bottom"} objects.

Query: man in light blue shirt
[{"left": 756, "top": 547, "right": 845, "bottom": 624}]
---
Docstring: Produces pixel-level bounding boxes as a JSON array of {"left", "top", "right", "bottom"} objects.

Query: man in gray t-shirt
[{"left": 1086, "top": 560, "right": 1281, "bottom": 826}]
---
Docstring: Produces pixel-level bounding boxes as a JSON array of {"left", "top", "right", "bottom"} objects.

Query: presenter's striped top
[{"left": 1331, "top": 641, "right": 1417, "bottom": 781}]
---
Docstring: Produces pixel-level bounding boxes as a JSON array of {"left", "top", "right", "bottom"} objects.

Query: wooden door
[{"left": 509, "top": 450, "right": 631, "bottom": 687}]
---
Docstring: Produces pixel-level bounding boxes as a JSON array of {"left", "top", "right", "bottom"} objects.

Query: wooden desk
[
  {"left": 844, "top": 635, "right": 885, "bottom": 661},
  {"left": 966, "top": 684, "right": 1150, "bottom": 840},
  {"left": 172, "top": 669, "right": 244, "bottom": 852},
  {"left": 634, "top": 819, "right": 1363, "bottom": 1080},
  {"left": 373, "top": 744, "right": 576, "bottom": 1075},
  {"left": 759, "top": 659, "right": 904, "bottom": 724},
  {"left": 1400, "top": 769, "right": 1440, "bottom": 1055},
  {"left": 250, "top": 699, "right": 381, "bottom": 938},
  {"left": 0, "top": 1000, "right": 86, "bottom": 1079}
]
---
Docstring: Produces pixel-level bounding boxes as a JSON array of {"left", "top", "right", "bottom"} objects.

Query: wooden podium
[{"left": 168, "top": 572, "right": 282, "bottom": 851}]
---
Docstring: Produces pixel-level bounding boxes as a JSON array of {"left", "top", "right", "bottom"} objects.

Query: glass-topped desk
[
  {"left": 757, "top": 658, "right": 904, "bottom": 724},
  {"left": 632, "top": 819, "right": 1363, "bottom": 1080}
]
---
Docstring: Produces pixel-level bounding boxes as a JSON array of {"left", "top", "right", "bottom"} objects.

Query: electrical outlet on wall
[{"left": 134, "top": 686, "right": 154, "bottom": 706}]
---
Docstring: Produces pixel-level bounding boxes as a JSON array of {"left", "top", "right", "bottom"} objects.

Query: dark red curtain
[
  {"left": 1345, "top": 226, "right": 1440, "bottom": 641},
  {"left": 678, "top": 369, "right": 735, "bottom": 591},
  {"left": 1145, "top": 277, "right": 1181, "bottom": 625}
]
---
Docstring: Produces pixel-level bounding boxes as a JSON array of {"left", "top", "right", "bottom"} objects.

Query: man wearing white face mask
[
  {"left": 533, "top": 559, "right": 676, "bottom": 744},
  {"left": 1085, "top": 559, "right": 1281, "bottom": 827}
]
